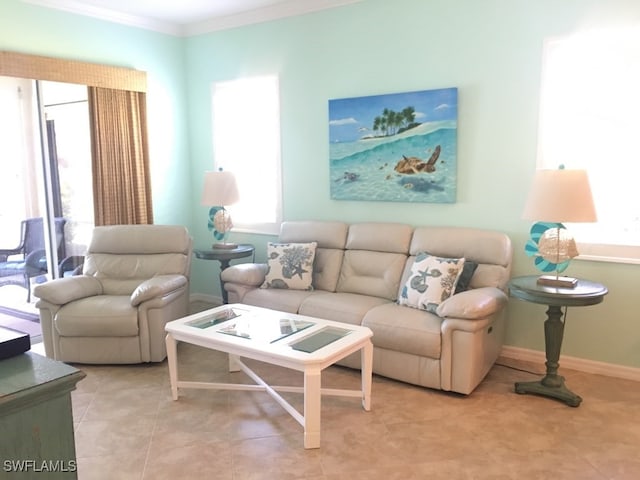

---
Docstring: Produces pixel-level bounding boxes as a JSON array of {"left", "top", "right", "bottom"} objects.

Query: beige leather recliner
[{"left": 34, "top": 224, "right": 193, "bottom": 364}]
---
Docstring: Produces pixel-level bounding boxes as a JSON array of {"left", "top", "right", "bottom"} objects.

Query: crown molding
[
  {"left": 22, "top": 0, "right": 363, "bottom": 37},
  {"left": 23, "top": 0, "right": 181, "bottom": 35},
  {"left": 184, "top": 0, "right": 362, "bottom": 36}
]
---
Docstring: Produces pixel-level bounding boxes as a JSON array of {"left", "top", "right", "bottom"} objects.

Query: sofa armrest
[
  {"left": 131, "top": 274, "right": 188, "bottom": 307},
  {"left": 438, "top": 287, "right": 509, "bottom": 394},
  {"left": 220, "top": 263, "right": 268, "bottom": 286},
  {"left": 34, "top": 276, "right": 103, "bottom": 306},
  {"left": 436, "top": 287, "right": 508, "bottom": 320}
]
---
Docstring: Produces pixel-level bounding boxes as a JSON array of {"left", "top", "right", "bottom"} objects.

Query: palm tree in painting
[
  {"left": 370, "top": 105, "right": 419, "bottom": 138},
  {"left": 401, "top": 106, "right": 416, "bottom": 128}
]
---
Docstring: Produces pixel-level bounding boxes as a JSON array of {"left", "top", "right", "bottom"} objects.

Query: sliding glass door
[
  {"left": 0, "top": 76, "right": 93, "bottom": 306},
  {"left": 41, "top": 81, "right": 94, "bottom": 258}
]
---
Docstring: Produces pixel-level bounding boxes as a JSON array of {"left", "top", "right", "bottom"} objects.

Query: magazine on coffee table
[
  {"left": 217, "top": 316, "right": 315, "bottom": 343},
  {"left": 186, "top": 307, "right": 245, "bottom": 329}
]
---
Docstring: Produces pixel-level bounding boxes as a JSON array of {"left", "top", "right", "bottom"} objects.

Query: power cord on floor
[{"left": 494, "top": 363, "right": 542, "bottom": 376}]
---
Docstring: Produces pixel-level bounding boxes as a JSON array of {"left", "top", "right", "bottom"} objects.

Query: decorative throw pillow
[
  {"left": 454, "top": 260, "right": 478, "bottom": 294},
  {"left": 261, "top": 242, "right": 317, "bottom": 290},
  {"left": 399, "top": 252, "right": 466, "bottom": 313}
]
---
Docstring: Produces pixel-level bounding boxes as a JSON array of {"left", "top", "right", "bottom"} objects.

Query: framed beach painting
[{"left": 329, "top": 87, "right": 458, "bottom": 203}]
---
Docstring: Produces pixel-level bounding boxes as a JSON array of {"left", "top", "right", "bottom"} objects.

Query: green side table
[
  {"left": 194, "top": 244, "right": 255, "bottom": 304},
  {"left": 508, "top": 275, "right": 608, "bottom": 407}
]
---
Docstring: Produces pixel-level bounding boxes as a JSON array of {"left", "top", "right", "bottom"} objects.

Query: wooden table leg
[
  {"left": 165, "top": 333, "right": 179, "bottom": 400},
  {"left": 361, "top": 340, "right": 373, "bottom": 411},
  {"left": 515, "top": 305, "right": 582, "bottom": 407},
  {"left": 228, "top": 353, "right": 241, "bottom": 372}
]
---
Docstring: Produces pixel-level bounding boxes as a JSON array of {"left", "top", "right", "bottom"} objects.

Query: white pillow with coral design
[{"left": 261, "top": 242, "right": 317, "bottom": 290}]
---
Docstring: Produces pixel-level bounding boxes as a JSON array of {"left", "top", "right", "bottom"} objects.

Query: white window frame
[
  {"left": 212, "top": 75, "right": 282, "bottom": 235},
  {"left": 536, "top": 29, "right": 640, "bottom": 264}
]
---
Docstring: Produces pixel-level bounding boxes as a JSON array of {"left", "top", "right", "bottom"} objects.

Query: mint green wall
[
  {"left": 0, "top": 0, "right": 190, "bottom": 227},
  {"left": 185, "top": 0, "right": 640, "bottom": 369},
  {"left": 2, "top": 0, "right": 639, "bottom": 369}
]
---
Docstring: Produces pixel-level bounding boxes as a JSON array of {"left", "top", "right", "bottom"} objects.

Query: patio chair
[{"left": 0, "top": 217, "right": 67, "bottom": 302}]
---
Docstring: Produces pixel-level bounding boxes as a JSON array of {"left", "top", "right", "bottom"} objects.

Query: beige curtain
[{"left": 88, "top": 87, "right": 153, "bottom": 226}]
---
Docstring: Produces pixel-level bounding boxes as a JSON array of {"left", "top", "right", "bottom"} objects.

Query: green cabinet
[{"left": 0, "top": 352, "right": 85, "bottom": 479}]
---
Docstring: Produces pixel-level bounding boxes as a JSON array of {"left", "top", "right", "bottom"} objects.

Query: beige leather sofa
[
  {"left": 221, "top": 221, "right": 512, "bottom": 395},
  {"left": 34, "top": 224, "right": 192, "bottom": 364}
]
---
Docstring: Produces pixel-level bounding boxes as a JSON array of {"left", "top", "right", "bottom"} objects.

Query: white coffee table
[{"left": 164, "top": 303, "right": 373, "bottom": 449}]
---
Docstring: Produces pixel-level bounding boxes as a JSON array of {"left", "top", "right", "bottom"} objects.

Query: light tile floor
[{"left": 63, "top": 304, "right": 640, "bottom": 479}]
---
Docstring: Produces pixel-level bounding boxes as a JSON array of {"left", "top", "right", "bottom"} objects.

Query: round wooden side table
[
  {"left": 508, "top": 275, "right": 608, "bottom": 407},
  {"left": 194, "top": 244, "right": 255, "bottom": 304}
]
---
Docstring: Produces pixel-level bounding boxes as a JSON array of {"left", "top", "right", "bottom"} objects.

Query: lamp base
[
  {"left": 212, "top": 242, "right": 238, "bottom": 250},
  {"left": 537, "top": 275, "right": 578, "bottom": 288}
]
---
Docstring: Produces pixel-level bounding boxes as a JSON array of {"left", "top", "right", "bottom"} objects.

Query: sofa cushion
[
  {"left": 337, "top": 250, "right": 406, "bottom": 300},
  {"left": 243, "top": 288, "right": 319, "bottom": 314},
  {"left": 261, "top": 242, "right": 317, "bottom": 290},
  {"left": 54, "top": 295, "right": 138, "bottom": 337},
  {"left": 299, "top": 292, "right": 390, "bottom": 326},
  {"left": 399, "top": 253, "right": 465, "bottom": 313},
  {"left": 363, "top": 303, "right": 442, "bottom": 359},
  {"left": 311, "top": 248, "right": 344, "bottom": 292}
]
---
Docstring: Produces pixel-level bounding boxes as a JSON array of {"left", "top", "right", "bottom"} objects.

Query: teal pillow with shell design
[
  {"left": 399, "top": 252, "right": 466, "bottom": 313},
  {"left": 261, "top": 242, "right": 317, "bottom": 290}
]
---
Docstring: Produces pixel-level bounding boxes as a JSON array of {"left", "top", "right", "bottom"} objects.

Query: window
[
  {"left": 212, "top": 75, "right": 282, "bottom": 235},
  {"left": 537, "top": 29, "right": 640, "bottom": 263}
]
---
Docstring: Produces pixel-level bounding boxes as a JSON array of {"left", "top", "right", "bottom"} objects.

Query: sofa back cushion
[
  {"left": 338, "top": 251, "right": 407, "bottom": 300},
  {"left": 84, "top": 225, "right": 192, "bottom": 295},
  {"left": 337, "top": 223, "right": 412, "bottom": 300},
  {"left": 344, "top": 222, "right": 413, "bottom": 253},
  {"left": 403, "top": 226, "right": 512, "bottom": 292},
  {"left": 279, "top": 221, "right": 348, "bottom": 292}
]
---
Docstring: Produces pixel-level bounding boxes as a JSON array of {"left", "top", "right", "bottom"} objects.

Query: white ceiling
[{"left": 24, "top": 0, "right": 362, "bottom": 36}]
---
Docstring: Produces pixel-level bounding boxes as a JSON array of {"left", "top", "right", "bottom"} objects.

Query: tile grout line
[{"left": 138, "top": 382, "right": 165, "bottom": 480}]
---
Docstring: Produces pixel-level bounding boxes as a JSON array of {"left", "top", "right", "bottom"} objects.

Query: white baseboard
[
  {"left": 499, "top": 345, "right": 640, "bottom": 382},
  {"left": 189, "top": 292, "right": 222, "bottom": 305},
  {"left": 180, "top": 301, "right": 640, "bottom": 383}
]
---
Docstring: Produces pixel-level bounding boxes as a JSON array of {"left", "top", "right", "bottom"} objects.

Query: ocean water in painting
[
  {"left": 330, "top": 121, "right": 457, "bottom": 203},
  {"left": 329, "top": 87, "right": 458, "bottom": 203}
]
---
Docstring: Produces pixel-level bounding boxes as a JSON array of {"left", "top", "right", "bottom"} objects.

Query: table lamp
[
  {"left": 201, "top": 169, "right": 240, "bottom": 249},
  {"left": 522, "top": 166, "right": 597, "bottom": 288}
]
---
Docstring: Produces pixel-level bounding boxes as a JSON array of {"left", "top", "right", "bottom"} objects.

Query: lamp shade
[
  {"left": 201, "top": 170, "right": 240, "bottom": 206},
  {"left": 522, "top": 169, "right": 597, "bottom": 223}
]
